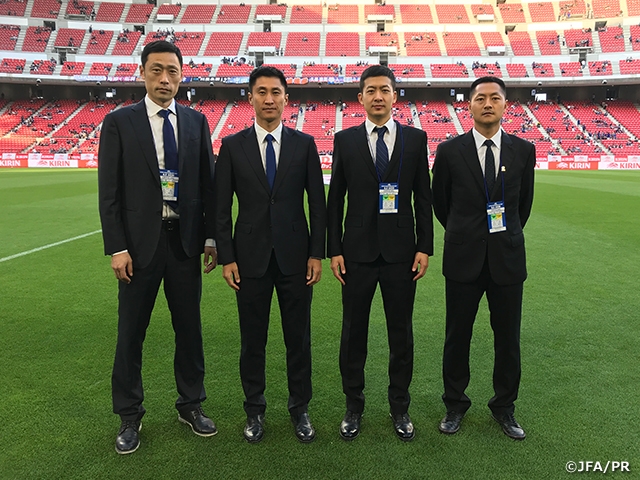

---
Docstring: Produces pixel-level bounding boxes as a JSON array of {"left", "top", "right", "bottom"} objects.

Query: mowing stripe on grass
[{"left": 0, "top": 230, "right": 101, "bottom": 263}]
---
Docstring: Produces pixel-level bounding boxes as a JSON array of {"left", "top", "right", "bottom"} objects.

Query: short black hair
[
  {"left": 470, "top": 76, "right": 506, "bottom": 99},
  {"left": 249, "top": 66, "right": 287, "bottom": 93},
  {"left": 141, "top": 40, "right": 183, "bottom": 68},
  {"left": 359, "top": 65, "right": 396, "bottom": 92}
]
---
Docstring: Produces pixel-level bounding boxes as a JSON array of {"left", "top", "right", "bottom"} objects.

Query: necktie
[
  {"left": 483, "top": 139, "right": 496, "bottom": 194},
  {"left": 374, "top": 125, "right": 389, "bottom": 178},
  {"left": 265, "top": 133, "right": 277, "bottom": 190},
  {"left": 159, "top": 109, "right": 178, "bottom": 172}
]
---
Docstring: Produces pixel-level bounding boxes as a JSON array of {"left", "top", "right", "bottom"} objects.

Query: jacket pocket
[
  {"left": 510, "top": 232, "right": 524, "bottom": 247},
  {"left": 444, "top": 231, "right": 464, "bottom": 245},
  {"left": 235, "top": 222, "right": 252, "bottom": 234}
]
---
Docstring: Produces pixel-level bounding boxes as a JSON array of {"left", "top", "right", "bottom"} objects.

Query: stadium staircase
[
  {"left": 295, "top": 105, "right": 305, "bottom": 131},
  {"left": 284, "top": 5, "right": 292, "bottom": 23},
  {"left": 175, "top": 7, "right": 186, "bottom": 23},
  {"left": 409, "top": 103, "right": 422, "bottom": 130},
  {"left": 334, "top": 103, "right": 342, "bottom": 132},
  {"left": 447, "top": 104, "right": 465, "bottom": 135},
  {"left": 239, "top": 32, "right": 249, "bottom": 57},
  {"left": 15, "top": 27, "right": 26, "bottom": 52},
  {"left": 211, "top": 102, "right": 232, "bottom": 140},
  {"left": 521, "top": 103, "right": 560, "bottom": 151}
]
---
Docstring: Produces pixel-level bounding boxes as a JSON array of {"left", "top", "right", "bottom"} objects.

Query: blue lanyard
[{"left": 374, "top": 120, "right": 404, "bottom": 186}]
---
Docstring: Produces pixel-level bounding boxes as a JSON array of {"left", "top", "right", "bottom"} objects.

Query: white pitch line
[{"left": 0, "top": 230, "right": 102, "bottom": 263}]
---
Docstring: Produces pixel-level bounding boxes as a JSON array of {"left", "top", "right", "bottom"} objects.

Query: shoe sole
[
  {"left": 115, "top": 422, "right": 141, "bottom": 455},
  {"left": 178, "top": 415, "right": 218, "bottom": 437},
  {"left": 339, "top": 429, "right": 359, "bottom": 441},
  {"left": 243, "top": 430, "right": 264, "bottom": 443},
  {"left": 439, "top": 423, "right": 461, "bottom": 434},
  {"left": 295, "top": 432, "right": 316, "bottom": 443},
  {"left": 492, "top": 415, "right": 526, "bottom": 440}
]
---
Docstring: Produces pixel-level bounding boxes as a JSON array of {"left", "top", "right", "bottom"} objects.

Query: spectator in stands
[
  {"left": 98, "top": 40, "right": 218, "bottom": 456},
  {"left": 432, "top": 76, "right": 535, "bottom": 441},
  {"left": 327, "top": 64, "right": 433, "bottom": 443},
  {"left": 214, "top": 66, "right": 326, "bottom": 446}
]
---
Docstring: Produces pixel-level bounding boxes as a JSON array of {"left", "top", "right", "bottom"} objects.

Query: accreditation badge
[
  {"left": 379, "top": 183, "right": 399, "bottom": 214},
  {"left": 486, "top": 201, "right": 506, "bottom": 233},
  {"left": 160, "top": 169, "right": 179, "bottom": 201}
]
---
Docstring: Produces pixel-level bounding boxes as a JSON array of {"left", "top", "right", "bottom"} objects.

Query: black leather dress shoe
[
  {"left": 492, "top": 412, "right": 526, "bottom": 440},
  {"left": 115, "top": 420, "right": 141, "bottom": 455},
  {"left": 244, "top": 415, "right": 265, "bottom": 443},
  {"left": 339, "top": 411, "right": 362, "bottom": 441},
  {"left": 439, "top": 411, "right": 464, "bottom": 434},
  {"left": 291, "top": 412, "right": 315, "bottom": 443},
  {"left": 390, "top": 413, "right": 415, "bottom": 442},
  {"left": 178, "top": 407, "right": 217, "bottom": 437}
]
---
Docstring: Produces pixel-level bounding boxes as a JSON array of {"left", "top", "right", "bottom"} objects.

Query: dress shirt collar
[
  {"left": 254, "top": 121, "right": 283, "bottom": 146},
  {"left": 472, "top": 127, "right": 502, "bottom": 151},
  {"left": 365, "top": 117, "right": 396, "bottom": 138},
  {"left": 144, "top": 94, "right": 176, "bottom": 118}
]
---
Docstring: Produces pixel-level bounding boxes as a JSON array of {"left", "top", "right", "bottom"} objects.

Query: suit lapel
[
  {"left": 272, "top": 126, "right": 298, "bottom": 194},
  {"left": 240, "top": 126, "right": 271, "bottom": 194},
  {"left": 498, "top": 133, "right": 515, "bottom": 196},
  {"left": 175, "top": 103, "right": 191, "bottom": 174},
  {"left": 354, "top": 123, "right": 378, "bottom": 181},
  {"left": 459, "top": 130, "right": 485, "bottom": 193},
  {"left": 129, "top": 100, "right": 160, "bottom": 186}
]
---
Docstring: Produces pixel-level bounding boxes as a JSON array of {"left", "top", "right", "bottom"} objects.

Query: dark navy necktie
[
  {"left": 484, "top": 139, "right": 496, "bottom": 194},
  {"left": 265, "top": 133, "right": 277, "bottom": 190},
  {"left": 374, "top": 125, "right": 389, "bottom": 178},
  {"left": 159, "top": 109, "right": 179, "bottom": 172}
]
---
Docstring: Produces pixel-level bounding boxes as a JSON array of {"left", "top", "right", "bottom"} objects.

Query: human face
[
  {"left": 358, "top": 76, "right": 397, "bottom": 125},
  {"left": 139, "top": 52, "right": 182, "bottom": 109},
  {"left": 469, "top": 82, "right": 506, "bottom": 136},
  {"left": 248, "top": 76, "right": 288, "bottom": 131}
]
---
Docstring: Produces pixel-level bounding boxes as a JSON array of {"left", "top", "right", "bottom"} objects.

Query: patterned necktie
[
  {"left": 265, "top": 133, "right": 277, "bottom": 190},
  {"left": 159, "top": 109, "right": 178, "bottom": 172},
  {"left": 483, "top": 139, "right": 496, "bottom": 194},
  {"left": 374, "top": 125, "right": 389, "bottom": 178}
]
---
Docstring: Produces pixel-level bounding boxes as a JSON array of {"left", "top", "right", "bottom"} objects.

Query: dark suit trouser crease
[
  {"left": 442, "top": 259, "right": 522, "bottom": 416},
  {"left": 112, "top": 226, "right": 206, "bottom": 421},
  {"left": 340, "top": 257, "right": 416, "bottom": 415},
  {"left": 237, "top": 251, "right": 312, "bottom": 417}
]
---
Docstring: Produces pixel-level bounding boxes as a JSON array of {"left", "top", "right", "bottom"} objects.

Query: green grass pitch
[{"left": 0, "top": 169, "right": 639, "bottom": 479}]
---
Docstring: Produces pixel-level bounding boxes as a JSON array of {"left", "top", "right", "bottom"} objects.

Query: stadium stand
[
  {"left": 430, "top": 63, "right": 469, "bottom": 78},
  {"left": 31, "top": 0, "right": 61, "bottom": 18},
  {"left": 246, "top": 32, "right": 282, "bottom": 50},
  {"left": 113, "top": 63, "right": 138, "bottom": 77},
  {"left": 528, "top": 2, "right": 555, "bottom": 22},
  {"left": 0, "top": 58, "right": 24, "bottom": 74},
  {"left": 559, "top": 62, "right": 583, "bottom": 76},
  {"left": 60, "top": 61, "right": 85, "bottom": 76},
  {"left": 301, "top": 63, "right": 342, "bottom": 78},
  {"left": 630, "top": 26, "right": 640, "bottom": 51},
  {"left": 404, "top": 33, "right": 441, "bottom": 56},
  {"left": 156, "top": 3, "right": 181, "bottom": 20},
  {"left": 364, "top": 4, "right": 395, "bottom": 19},
  {"left": 285, "top": 32, "right": 320, "bottom": 57},
  {"left": 125, "top": 4, "right": 154, "bottom": 23},
  {"left": 559, "top": 0, "right": 586, "bottom": 19},
  {"left": 173, "top": 32, "right": 205, "bottom": 56},
  {"left": 325, "top": 32, "right": 360, "bottom": 57},
  {"left": 598, "top": 26, "right": 625, "bottom": 53},
  {"left": 183, "top": 61, "right": 213, "bottom": 78},
  {"left": 204, "top": 32, "right": 243, "bottom": 56},
  {"left": 531, "top": 62, "right": 554, "bottom": 77},
  {"left": 592, "top": 0, "right": 622, "bottom": 18},
  {"left": 216, "top": 4, "right": 251, "bottom": 23},
  {"left": 0, "top": 0, "right": 26, "bottom": 16},
  {"left": 416, "top": 100, "right": 458, "bottom": 153},
  {"left": 85, "top": 30, "right": 113, "bottom": 56},
  {"left": 588, "top": 61, "right": 611, "bottom": 76},
  {"left": 66, "top": 0, "right": 94, "bottom": 18},
  {"left": 505, "top": 63, "right": 528, "bottom": 78},
  {"left": 95, "top": 2, "right": 124, "bottom": 22},
  {"left": 88, "top": 62, "right": 112, "bottom": 76},
  {"left": 499, "top": 3, "right": 526, "bottom": 23},
  {"left": 0, "top": 25, "right": 20, "bottom": 51},
  {"left": 290, "top": 5, "right": 323, "bottom": 23},
  {"left": 564, "top": 28, "right": 593, "bottom": 49},
  {"left": 22, "top": 26, "right": 52, "bottom": 53},
  {"left": 54, "top": 29, "right": 86, "bottom": 49},
  {"left": 399, "top": 4, "right": 433, "bottom": 23},
  {"left": 536, "top": 31, "right": 562, "bottom": 55},
  {"left": 389, "top": 64, "right": 425, "bottom": 79},
  {"left": 181, "top": 4, "right": 216, "bottom": 23},
  {"left": 111, "top": 31, "right": 141, "bottom": 56},
  {"left": 443, "top": 32, "right": 480, "bottom": 56},
  {"left": 29, "top": 59, "right": 56, "bottom": 75},
  {"left": 435, "top": 4, "right": 469, "bottom": 23},
  {"left": 619, "top": 59, "right": 640, "bottom": 75},
  {"left": 507, "top": 31, "right": 535, "bottom": 56},
  {"left": 327, "top": 4, "right": 359, "bottom": 23}
]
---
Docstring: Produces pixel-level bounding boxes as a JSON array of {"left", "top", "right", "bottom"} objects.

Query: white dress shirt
[
  {"left": 365, "top": 117, "right": 396, "bottom": 164},
  {"left": 472, "top": 127, "right": 502, "bottom": 179},
  {"left": 254, "top": 121, "right": 283, "bottom": 170}
]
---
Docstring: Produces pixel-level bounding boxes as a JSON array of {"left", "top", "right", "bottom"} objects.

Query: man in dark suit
[
  {"left": 215, "top": 66, "right": 326, "bottom": 444},
  {"left": 432, "top": 76, "right": 535, "bottom": 440},
  {"left": 327, "top": 65, "right": 433, "bottom": 442},
  {"left": 98, "top": 41, "right": 217, "bottom": 455}
]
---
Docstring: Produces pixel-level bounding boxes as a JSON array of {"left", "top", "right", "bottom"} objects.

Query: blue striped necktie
[{"left": 374, "top": 125, "right": 389, "bottom": 178}]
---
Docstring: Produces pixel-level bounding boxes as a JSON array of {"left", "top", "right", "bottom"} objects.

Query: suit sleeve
[
  {"left": 412, "top": 129, "right": 434, "bottom": 256},
  {"left": 198, "top": 114, "right": 216, "bottom": 240},
  {"left": 214, "top": 138, "right": 236, "bottom": 265},
  {"left": 431, "top": 142, "right": 451, "bottom": 229},
  {"left": 305, "top": 136, "right": 327, "bottom": 259},
  {"left": 326, "top": 133, "right": 347, "bottom": 257},
  {"left": 98, "top": 112, "right": 127, "bottom": 256},
  {"left": 519, "top": 141, "right": 536, "bottom": 228}
]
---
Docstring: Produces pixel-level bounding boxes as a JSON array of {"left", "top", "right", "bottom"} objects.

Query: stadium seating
[
  {"left": 471, "top": 4, "right": 495, "bottom": 18},
  {"left": 191, "top": 99, "right": 228, "bottom": 136},
  {"left": 255, "top": 4, "right": 287, "bottom": 18},
  {"left": 598, "top": 26, "right": 625, "bottom": 53},
  {"left": 0, "top": 0, "right": 26, "bottom": 16},
  {"left": 604, "top": 101, "right": 640, "bottom": 146},
  {"left": 66, "top": 0, "right": 94, "bottom": 18},
  {"left": 22, "top": 26, "right": 52, "bottom": 53},
  {"left": 88, "top": 62, "right": 112, "bottom": 76},
  {"left": 364, "top": 4, "right": 395, "bottom": 19},
  {"left": 173, "top": 32, "right": 205, "bottom": 56},
  {"left": 215, "top": 63, "right": 253, "bottom": 78},
  {"left": 263, "top": 64, "right": 297, "bottom": 77},
  {"left": 531, "top": 62, "right": 554, "bottom": 77},
  {"left": 216, "top": 5, "right": 251, "bottom": 23},
  {"left": 588, "top": 61, "right": 611, "bottom": 76},
  {"left": 60, "top": 61, "right": 86, "bottom": 76},
  {"left": 507, "top": 31, "right": 535, "bottom": 56},
  {"left": 630, "top": 26, "right": 640, "bottom": 51},
  {"left": 345, "top": 64, "right": 369, "bottom": 77},
  {"left": 301, "top": 63, "right": 342, "bottom": 78},
  {"left": 85, "top": 30, "right": 113, "bottom": 55},
  {"left": 0, "top": 99, "right": 47, "bottom": 137},
  {"left": 559, "top": 62, "right": 583, "bottom": 76},
  {"left": 399, "top": 4, "right": 433, "bottom": 23},
  {"left": 290, "top": 5, "right": 323, "bottom": 23},
  {"left": 204, "top": 32, "right": 243, "bottom": 56},
  {"left": 125, "top": 4, "right": 154, "bottom": 23},
  {"left": 592, "top": 0, "right": 621, "bottom": 18},
  {"left": 31, "top": 0, "right": 61, "bottom": 18},
  {"left": 416, "top": 100, "right": 458, "bottom": 153},
  {"left": 183, "top": 62, "right": 213, "bottom": 78},
  {"left": 499, "top": 3, "right": 526, "bottom": 23},
  {"left": 302, "top": 102, "right": 336, "bottom": 140},
  {"left": 528, "top": 2, "right": 555, "bottom": 22},
  {"left": 619, "top": 59, "right": 640, "bottom": 75},
  {"left": 325, "top": 32, "right": 360, "bottom": 57},
  {"left": 29, "top": 59, "right": 56, "bottom": 75},
  {"left": 0, "top": 25, "right": 20, "bottom": 51},
  {"left": 113, "top": 63, "right": 138, "bottom": 77},
  {"left": 471, "top": 62, "right": 503, "bottom": 77},
  {"left": 95, "top": 2, "right": 124, "bottom": 22},
  {"left": 404, "top": 33, "right": 441, "bottom": 56},
  {"left": 506, "top": 63, "right": 528, "bottom": 78},
  {"left": 558, "top": 0, "right": 586, "bottom": 19},
  {"left": 430, "top": 64, "right": 469, "bottom": 78},
  {"left": 246, "top": 32, "right": 282, "bottom": 50},
  {"left": 389, "top": 64, "right": 425, "bottom": 78},
  {"left": 536, "top": 31, "right": 562, "bottom": 55},
  {"left": 480, "top": 32, "right": 505, "bottom": 49},
  {"left": 327, "top": 4, "right": 359, "bottom": 23},
  {"left": 111, "top": 32, "right": 141, "bottom": 56},
  {"left": 443, "top": 32, "right": 480, "bottom": 56},
  {"left": 624, "top": 0, "right": 639, "bottom": 15},
  {"left": 156, "top": 3, "right": 181, "bottom": 20},
  {"left": 54, "top": 29, "right": 86, "bottom": 49},
  {"left": 435, "top": 4, "right": 469, "bottom": 23},
  {"left": 564, "top": 28, "right": 593, "bottom": 49},
  {"left": 181, "top": 4, "right": 216, "bottom": 23},
  {"left": 285, "top": 32, "right": 320, "bottom": 57},
  {"left": 366, "top": 32, "right": 400, "bottom": 51},
  {"left": 0, "top": 58, "right": 25, "bottom": 74}
]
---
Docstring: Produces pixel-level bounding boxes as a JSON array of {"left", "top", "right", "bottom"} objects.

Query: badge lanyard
[
  {"left": 375, "top": 121, "right": 404, "bottom": 214},
  {"left": 483, "top": 142, "right": 506, "bottom": 233}
]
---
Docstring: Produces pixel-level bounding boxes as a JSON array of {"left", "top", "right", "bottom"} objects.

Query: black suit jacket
[
  {"left": 215, "top": 125, "right": 326, "bottom": 278},
  {"left": 431, "top": 130, "right": 535, "bottom": 286},
  {"left": 327, "top": 122, "right": 434, "bottom": 263},
  {"left": 98, "top": 100, "right": 215, "bottom": 268}
]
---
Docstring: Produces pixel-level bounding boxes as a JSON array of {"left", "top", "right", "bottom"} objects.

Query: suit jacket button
[{"left": 270, "top": 199, "right": 275, "bottom": 204}]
